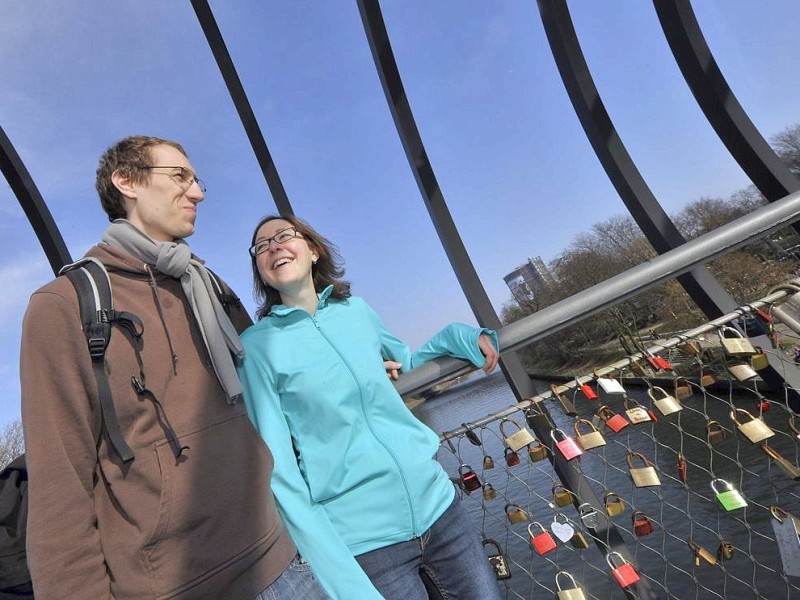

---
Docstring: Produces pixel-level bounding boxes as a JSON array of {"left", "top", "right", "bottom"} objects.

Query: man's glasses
[
  {"left": 141, "top": 165, "right": 206, "bottom": 193},
  {"left": 249, "top": 227, "right": 301, "bottom": 257}
]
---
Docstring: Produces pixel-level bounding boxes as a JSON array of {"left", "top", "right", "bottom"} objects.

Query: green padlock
[{"left": 711, "top": 478, "right": 748, "bottom": 511}]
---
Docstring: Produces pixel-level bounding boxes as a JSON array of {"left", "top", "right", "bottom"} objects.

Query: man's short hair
[{"left": 95, "top": 135, "right": 187, "bottom": 222}]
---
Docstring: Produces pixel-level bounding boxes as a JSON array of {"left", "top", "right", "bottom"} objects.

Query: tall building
[{"left": 503, "top": 257, "right": 554, "bottom": 305}]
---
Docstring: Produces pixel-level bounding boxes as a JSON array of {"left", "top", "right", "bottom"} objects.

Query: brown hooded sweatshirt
[{"left": 20, "top": 244, "right": 295, "bottom": 599}]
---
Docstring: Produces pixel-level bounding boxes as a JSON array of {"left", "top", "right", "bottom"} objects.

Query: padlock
[
  {"left": 606, "top": 552, "right": 640, "bottom": 588},
  {"left": 632, "top": 510, "right": 654, "bottom": 536},
  {"left": 483, "top": 482, "right": 497, "bottom": 501},
  {"left": 688, "top": 540, "right": 717, "bottom": 566},
  {"left": 717, "top": 540, "right": 734, "bottom": 561},
  {"left": 645, "top": 352, "right": 672, "bottom": 371},
  {"left": 751, "top": 349, "right": 770, "bottom": 371},
  {"left": 648, "top": 386, "right": 683, "bottom": 416},
  {"left": 728, "top": 363, "right": 758, "bottom": 381},
  {"left": 458, "top": 464, "right": 481, "bottom": 492},
  {"left": 483, "top": 454, "right": 495, "bottom": 470},
  {"left": 551, "top": 428, "right": 583, "bottom": 461},
  {"left": 463, "top": 426, "right": 482, "bottom": 447},
  {"left": 570, "top": 530, "right": 590, "bottom": 550},
  {"left": 711, "top": 478, "right": 748, "bottom": 511},
  {"left": 527, "top": 438, "right": 549, "bottom": 462},
  {"left": 594, "top": 405, "right": 630, "bottom": 433},
  {"left": 528, "top": 522, "right": 557, "bottom": 555},
  {"left": 604, "top": 492, "right": 626, "bottom": 516},
  {"left": 500, "top": 418, "right": 536, "bottom": 452},
  {"left": 718, "top": 326, "right": 756, "bottom": 356},
  {"left": 597, "top": 377, "right": 626, "bottom": 395},
  {"left": 555, "top": 571, "right": 586, "bottom": 600},
  {"left": 505, "top": 503, "right": 528, "bottom": 524},
  {"left": 549, "top": 383, "right": 578, "bottom": 417},
  {"left": 706, "top": 420, "right": 726, "bottom": 445},
  {"left": 755, "top": 398, "right": 771, "bottom": 414},
  {"left": 550, "top": 513, "right": 576, "bottom": 543},
  {"left": 677, "top": 452, "right": 687, "bottom": 483},
  {"left": 504, "top": 446, "right": 521, "bottom": 467},
  {"left": 627, "top": 451, "right": 661, "bottom": 487},
  {"left": 769, "top": 506, "right": 800, "bottom": 577},
  {"left": 680, "top": 339, "right": 702, "bottom": 355},
  {"left": 700, "top": 369, "right": 716, "bottom": 388},
  {"left": 578, "top": 503, "right": 600, "bottom": 529},
  {"left": 674, "top": 376, "right": 693, "bottom": 400},
  {"left": 790, "top": 415, "right": 800, "bottom": 442},
  {"left": 482, "top": 539, "right": 512, "bottom": 580},
  {"left": 730, "top": 408, "right": 774, "bottom": 444},
  {"left": 761, "top": 445, "right": 800, "bottom": 480},
  {"left": 576, "top": 377, "right": 598, "bottom": 400},
  {"left": 574, "top": 418, "right": 606, "bottom": 450},
  {"left": 624, "top": 396, "right": 652, "bottom": 425},
  {"left": 552, "top": 483, "right": 574, "bottom": 508}
]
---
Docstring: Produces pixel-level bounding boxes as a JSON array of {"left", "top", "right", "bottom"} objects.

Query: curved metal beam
[
  {"left": 0, "top": 125, "right": 71, "bottom": 275},
  {"left": 190, "top": 0, "right": 293, "bottom": 216},
  {"left": 654, "top": 0, "right": 800, "bottom": 205}
]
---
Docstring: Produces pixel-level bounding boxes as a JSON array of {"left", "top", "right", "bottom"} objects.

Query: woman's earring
[{"left": 312, "top": 256, "right": 318, "bottom": 265}]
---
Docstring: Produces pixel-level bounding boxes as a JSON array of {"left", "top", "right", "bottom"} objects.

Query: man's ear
[{"left": 111, "top": 169, "right": 138, "bottom": 200}]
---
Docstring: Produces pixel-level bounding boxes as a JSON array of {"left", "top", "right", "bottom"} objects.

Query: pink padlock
[{"left": 550, "top": 428, "right": 583, "bottom": 461}]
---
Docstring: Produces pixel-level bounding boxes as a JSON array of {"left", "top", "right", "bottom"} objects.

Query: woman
[{"left": 237, "top": 215, "right": 503, "bottom": 600}]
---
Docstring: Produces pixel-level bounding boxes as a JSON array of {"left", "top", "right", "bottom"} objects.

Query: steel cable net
[{"left": 434, "top": 298, "right": 800, "bottom": 599}]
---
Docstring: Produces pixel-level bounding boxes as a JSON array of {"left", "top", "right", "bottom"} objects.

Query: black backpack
[{"left": 0, "top": 456, "right": 32, "bottom": 598}]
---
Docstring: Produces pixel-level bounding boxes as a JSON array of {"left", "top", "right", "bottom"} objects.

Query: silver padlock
[
  {"left": 578, "top": 502, "right": 600, "bottom": 529},
  {"left": 555, "top": 571, "right": 586, "bottom": 600}
]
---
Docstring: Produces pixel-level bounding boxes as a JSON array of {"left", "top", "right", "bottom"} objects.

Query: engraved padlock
[
  {"left": 627, "top": 451, "right": 661, "bottom": 487},
  {"left": 595, "top": 405, "right": 629, "bottom": 433},
  {"left": 648, "top": 386, "right": 683, "bottom": 416},
  {"left": 552, "top": 483, "right": 574, "bottom": 508},
  {"left": 527, "top": 438, "right": 549, "bottom": 462},
  {"left": 483, "top": 482, "right": 497, "bottom": 501},
  {"left": 555, "top": 571, "right": 586, "bottom": 600},
  {"left": 574, "top": 418, "right": 606, "bottom": 450},
  {"left": 730, "top": 408, "right": 774, "bottom": 444},
  {"left": 606, "top": 552, "right": 640, "bottom": 588},
  {"left": 578, "top": 503, "right": 600, "bottom": 529},
  {"left": 718, "top": 326, "right": 756, "bottom": 356},
  {"left": 624, "top": 396, "right": 652, "bottom": 425},
  {"left": 500, "top": 417, "right": 536, "bottom": 452},
  {"left": 688, "top": 540, "right": 717, "bottom": 566},
  {"left": 769, "top": 506, "right": 800, "bottom": 577},
  {"left": 482, "top": 539, "right": 511, "bottom": 580},
  {"left": 604, "top": 491, "right": 626, "bottom": 517},
  {"left": 551, "top": 428, "right": 583, "bottom": 461},
  {"left": 528, "top": 522, "right": 557, "bottom": 555},
  {"left": 504, "top": 446, "right": 521, "bottom": 467},
  {"left": 706, "top": 420, "right": 726, "bottom": 445},
  {"left": 458, "top": 464, "right": 481, "bottom": 492},
  {"left": 505, "top": 502, "right": 528, "bottom": 524},
  {"left": 483, "top": 454, "right": 495, "bottom": 470},
  {"left": 717, "top": 540, "right": 734, "bottom": 561},
  {"left": 711, "top": 478, "right": 748, "bottom": 512},
  {"left": 632, "top": 510, "right": 654, "bottom": 537},
  {"left": 728, "top": 362, "right": 758, "bottom": 381}
]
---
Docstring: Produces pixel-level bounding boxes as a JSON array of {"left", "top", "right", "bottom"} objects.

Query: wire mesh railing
[{"left": 433, "top": 286, "right": 800, "bottom": 599}]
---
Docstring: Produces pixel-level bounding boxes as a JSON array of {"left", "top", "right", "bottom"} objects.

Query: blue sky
[{"left": 1, "top": 1, "right": 799, "bottom": 428}]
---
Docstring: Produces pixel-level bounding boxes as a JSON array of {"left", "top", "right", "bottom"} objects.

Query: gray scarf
[{"left": 102, "top": 220, "right": 244, "bottom": 403}]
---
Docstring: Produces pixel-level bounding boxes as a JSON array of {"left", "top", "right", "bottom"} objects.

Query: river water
[{"left": 412, "top": 371, "right": 800, "bottom": 600}]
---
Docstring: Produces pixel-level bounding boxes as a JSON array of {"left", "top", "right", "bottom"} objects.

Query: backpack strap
[
  {"left": 206, "top": 267, "right": 243, "bottom": 319},
  {"left": 61, "top": 258, "right": 139, "bottom": 463}
]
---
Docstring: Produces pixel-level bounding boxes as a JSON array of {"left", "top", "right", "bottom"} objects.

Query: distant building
[{"left": 503, "top": 257, "right": 554, "bottom": 305}]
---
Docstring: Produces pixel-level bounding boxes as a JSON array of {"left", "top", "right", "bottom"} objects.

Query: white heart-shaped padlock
[{"left": 550, "top": 515, "right": 575, "bottom": 543}]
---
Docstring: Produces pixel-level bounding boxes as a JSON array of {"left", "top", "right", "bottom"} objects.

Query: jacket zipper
[{"left": 310, "top": 313, "right": 419, "bottom": 538}]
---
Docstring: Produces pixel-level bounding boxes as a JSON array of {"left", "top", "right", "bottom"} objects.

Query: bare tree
[{"left": 0, "top": 420, "right": 24, "bottom": 470}]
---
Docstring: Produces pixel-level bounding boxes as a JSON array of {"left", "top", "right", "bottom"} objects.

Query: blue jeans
[
  {"left": 255, "top": 555, "right": 330, "bottom": 600},
  {"left": 355, "top": 495, "right": 503, "bottom": 600}
]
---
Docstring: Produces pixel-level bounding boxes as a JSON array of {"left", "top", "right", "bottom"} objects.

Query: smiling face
[
  {"left": 254, "top": 218, "right": 319, "bottom": 303},
  {"left": 112, "top": 144, "right": 204, "bottom": 242}
]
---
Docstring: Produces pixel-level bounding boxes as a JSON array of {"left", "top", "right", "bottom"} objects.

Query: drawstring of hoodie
[{"left": 145, "top": 265, "right": 179, "bottom": 374}]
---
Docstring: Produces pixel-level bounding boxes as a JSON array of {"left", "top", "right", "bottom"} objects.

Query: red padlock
[
  {"left": 551, "top": 428, "right": 583, "bottom": 461},
  {"left": 505, "top": 447, "right": 520, "bottom": 467},
  {"left": 632, "top": 510, "right": 654, "bottom": 536},
  {"left": 577, "top": 378, "right": 598, "bottom": 400},
  {"left": 528, "top": 522, "right": 557, "bottom": 555},
  {"left": 595, "top": 406, "right": 629, "bottom": 433},
  {"left": 607, "top": 552, "right": 640, "bottom": 588},
  {"left": 755, "top": 398, "right": 771, "bottom": 414},
  {"left": 458, "top": 464, "right": 481, "bottom": 492}
]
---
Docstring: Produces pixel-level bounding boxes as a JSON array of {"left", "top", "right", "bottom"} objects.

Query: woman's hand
[
  {"left": 384, "top": 360, "right": 402, "bottom": 380},
  {"left": 478, "top": 333, "right": 499, "bottom": 374}
]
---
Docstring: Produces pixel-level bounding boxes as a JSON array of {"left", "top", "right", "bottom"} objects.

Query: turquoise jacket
[{"left": 237, "top": 287, "right": 498, "bottom": 600}]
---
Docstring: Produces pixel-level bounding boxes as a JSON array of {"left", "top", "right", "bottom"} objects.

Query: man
[{"left": 20, "top": 136, "right": 328, "bottom": 598}]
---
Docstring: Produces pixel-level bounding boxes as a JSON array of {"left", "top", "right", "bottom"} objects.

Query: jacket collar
[{"left": 269, "top": 285, "right": 334, "bottom": 317}]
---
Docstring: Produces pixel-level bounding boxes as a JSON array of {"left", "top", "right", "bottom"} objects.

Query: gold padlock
[
  {"left": 627, "top": 451, "right": 661, "bottom": 487},
  {"left": 718, "top": 326, "right": 756, "bottom": 356},
  {"left": 717, "top": 540, "right": 734, "bottom": 561},
  {"left": 761, "top": 445, "right": 800, "bottom": 480},
  {"left": 751, "top": 349, "right": 770, "bottom": 371},
  {"left": 731, "top": 408, "right": 774, "bottom": 444},
  {"left": 574, "top": 418, "right": 606, "bottom": 450},
  {"left": 679, "top": 339, "right": 702, "bottom": 355},
  {"left": 706, "top": 420, "right": 726, "bottom": 445},
  {"left": 570, "top": 530, "right": 590, "bottom": 549},
  {"left": 483, "top": 482, "right": 498, "bottom": 500},
  {"left": 500, "top": 418, "right": 536, "bottom": 452},
  {"left": 604, "top": 491, "right": 626, "bottom": 516},
  {"left": 728, "top": 363, "right": 758, "bottom": 381},
  {"left": 648, "top": 386, "right": 683, "bottom": 416},
  {"left": 674, "top": 376, "right": 693, "bottom": 400},
  {"left": 505, "top": 503, "right": 528, "bottom": 524},
  {"left": 527, "top": 438, "right": 549, "bottom": 462},
  {"left": 483, "top": 454, "right": 495, "bottom": 470},
  {"left": 688, "top": 540, "right": 717, "bottom": 566},
  {"left": 555, "top": 571, "right": 586, "bottom": 600},
  {"left": 553, "top": 483, "right": 574, "bottom": 508}
]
